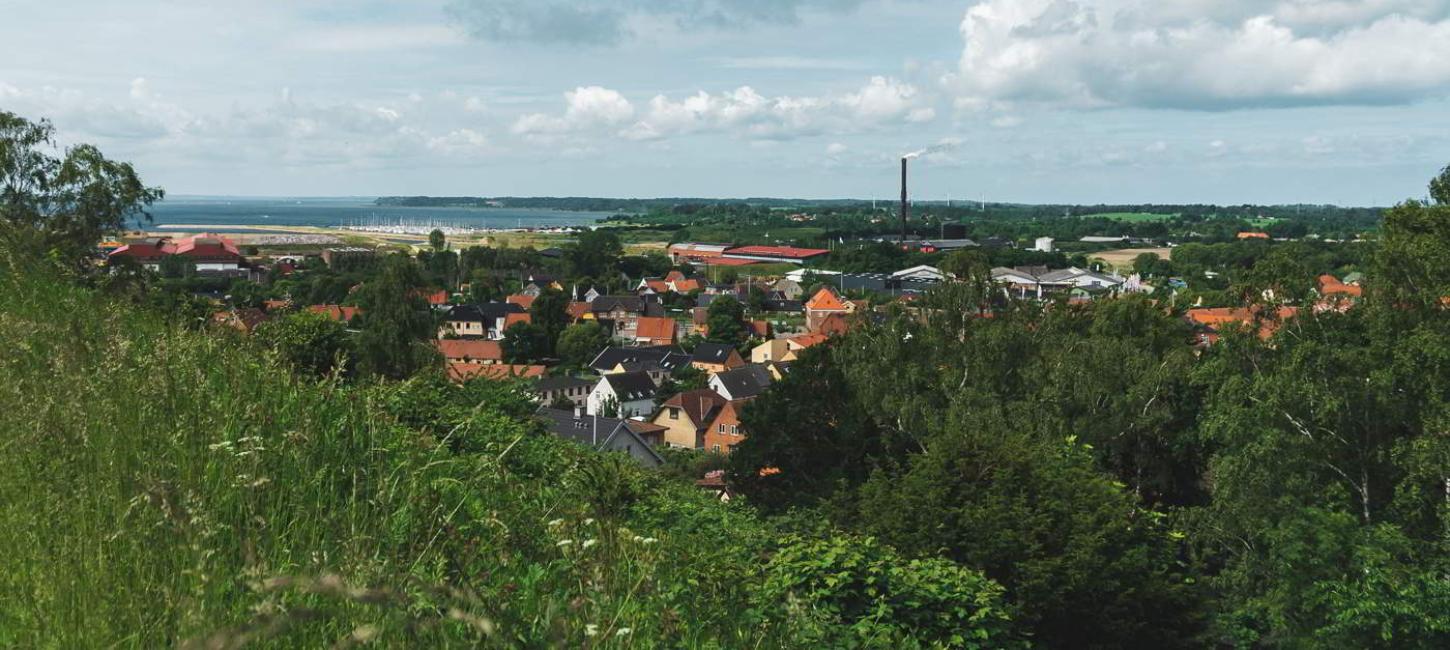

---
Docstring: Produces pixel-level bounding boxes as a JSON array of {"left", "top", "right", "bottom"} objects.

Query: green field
[{"left": 1077, "top": 212, "right": 1179, "bottom": 222}]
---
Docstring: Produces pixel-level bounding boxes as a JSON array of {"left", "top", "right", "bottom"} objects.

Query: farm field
[{"left": 1091, "top": 247, "right": 1174, "bottom": 272}]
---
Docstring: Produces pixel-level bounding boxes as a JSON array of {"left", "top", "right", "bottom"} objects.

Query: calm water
[{"left": 141, "top": 197, "right": 611, "bottom": 232}]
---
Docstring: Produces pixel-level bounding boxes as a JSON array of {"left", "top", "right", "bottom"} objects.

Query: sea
[{"left": 140, "top": 196, "right": 612, "bottom": 234}]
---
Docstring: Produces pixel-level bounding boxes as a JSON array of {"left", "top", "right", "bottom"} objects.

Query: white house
[
  {"left": 587, "top": 371, "right": 658, "bottom": 417},
  {"left": 1033, "top": 237, "right": 1055, "bottom": 253}
]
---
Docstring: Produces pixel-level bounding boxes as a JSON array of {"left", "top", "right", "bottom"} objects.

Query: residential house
[
  {"left": 1185, "top": 306, "right": 1298, "bottom": 345},
  {"left": 587, "top": 371, "right": 658, "bottom": 417},
  {"left": 447, "top": 363, "right": 546, "bottom": 382},
  {"left": 441, "top": 303, "right": 527, "bottom": 339},
  {"left": 534, "top": 407, "right": 664, "bottom": 468},
  {"left": 696, "top": 470, "right": 734, "bottom": 501},
  {"left": 436, "top": 339, "right": 503, "bottom": 365},
  {"left": 805, "top": 286, "right": 850, "bottom": 332},
  {"left": 751, "top": 339, "right": 790, "bottom": 363},
  {"left": 591, "top": 296, "right": 662, "bottom": 339},
  {"left": 708, "top": 364, "right": 773, "bottom": 401},
  {"left": 651, "top": 389, "right": 727, "bottom": 449},
  {"left": 772, "top": 278, "right": 804, "bottom": 300},
  {"left": 633, "top": 316, "right": 679, "bottom": 346},
  {"left": 588, "top": 346, "right": 693, "bottom": 375},
  {"left": 691, "top": 342, "right": 746, "bottom": 374},
  {"left": 506, "top": 294, "right": 536, "bottom": 310},
  {"left": 533, "top": 376, "right": 597, "bottom": 408},
  {"left": 703, "top": 399, "right": 750, "bottom": 454},
  {"left": 211, "top": 308, "right": 270, "bottom": 334},
  {"left": 308, "top": 304, "right": 360, "bottom": 324}
]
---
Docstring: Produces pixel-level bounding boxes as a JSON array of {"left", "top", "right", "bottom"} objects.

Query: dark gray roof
[
  {"left": 692, "top": 342, "right": 736, "bottom": 364},
  {"left": 762, "top": 299, "right": 804, "bottom": 312},
  {"left": 533, "top": 407, "right": 664, "bottom": 467},
  {"left": 588, "top": 346, "right": 691, "bottom": 373},
  {"left": 592, "top": 296, "right": 646, "bottom": 313},
  {"left": 713, "top": 364, "right": 773, "bottom": 400},
  {"left": 601, "top": 371, "right": 658, "bottom": 402}
]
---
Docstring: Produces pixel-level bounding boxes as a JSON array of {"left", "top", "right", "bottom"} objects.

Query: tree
[
  {"left": 529, "top": 288, "right": 570, "bottom": 355},
  {"left": 566, "top": 229, "right": 622, "bottom": 278},
  {"left": 254, "top": 311, "right": 352, "bottom": 378},
  {"left": 501, "top": 321, "right": 548, "bottom": 363},
  {"left": 758, "top": 534, "right": 1019, "bottom": 647},
  {"left": 705, "top": 295, "right": 747, "bottom": 345},
  {"left": 557, "top": 322, "right": 608, "bottom": 367},
  {"left": 428, "top": 228, "right": 446, "bottom": 251},
  {"left": 855, "top": 416, "right": 1203, "bottom": 648},
  {"left": 1430, "top": 164, "right": 1450, "bottom": 205},
  {"left": 0, "top": 112, "right": 164, "bottom": 269},
  {"left": 353, "top": 255, "right": 437, "bottom": 379}
]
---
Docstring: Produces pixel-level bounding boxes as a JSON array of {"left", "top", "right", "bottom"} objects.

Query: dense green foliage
[{"left": 731, "top": 192, "right": 1450, "bottom": 647}]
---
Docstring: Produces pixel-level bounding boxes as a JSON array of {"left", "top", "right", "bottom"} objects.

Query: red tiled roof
[
  {"left": 725, "top": 245, "right": 830, "bottom": 259},
  {"left": 504, "top": 312, "right": 533, "bottom": 329},
  {"left": 806, "top": 287, "right": 847, "bottom": 312},
  {"left": 665, "top": 270, "right": 686, "bottom": 282},
  {"left": 635, "top": 316, "right": 678, "bottom": 344},
  {"left": 567, "top": 302, "right": 592, "bottom": 320},
  {"left": 660, "top": 389, "right": 727, "bottom": 428},
  {"left": 672, "top": 278, "right": 703, "bottom": 293},
  {"left": 788, "top": 333, "right": 830, "bottom": 349},
  {"left": 308, "top": 305, "right": 360, "bottom": 322},
  {"left": 748, "top": 320, "right": 770, "bottom": 338},
  {"left": 447, "top": 363, "right": 545, "bottom": 382},
  {"left": 1318, "top": 275, "right": 1362, "bottom": 297},
  {"left": 436, "top": 339, "right": 503, "bottom": 362},
  {"left": 1186, "top": 306, "right": 1297, "bottom": 340},
  {"left": 507, "top": 294, "right": 536, "bottom": 309},
  {"left": 1237, "top": 232, "right": 1270, "bottom": 240}
]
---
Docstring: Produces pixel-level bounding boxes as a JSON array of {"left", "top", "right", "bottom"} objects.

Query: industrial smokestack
[{"left": 900, "top": 157, "right": 909, "bottom": 245}]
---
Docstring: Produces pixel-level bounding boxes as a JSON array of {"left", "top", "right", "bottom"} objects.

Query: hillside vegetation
[{"left": 0, "top": 245, "right": 1015, "bottom": 648}]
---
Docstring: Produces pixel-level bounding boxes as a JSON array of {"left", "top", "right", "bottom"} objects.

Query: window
[
  {"left": 718, "top": 424, "right": 725, "bottom": 433},
  {"left": 669, "top": 408, "right": 679, "bottom": 420},
  {"left": 712, "top": 444, "right": 721, "bottom": 453},
  {"left": 730, "top": 425, "right": 738, "bottom": 435}
]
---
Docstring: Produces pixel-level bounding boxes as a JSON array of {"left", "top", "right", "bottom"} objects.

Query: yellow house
[
  {"left": 751, "top": 339, "right": 791, "bottom": 364},
  {"left": 650, "top": 389, "right": 726, "bottom": 449}
]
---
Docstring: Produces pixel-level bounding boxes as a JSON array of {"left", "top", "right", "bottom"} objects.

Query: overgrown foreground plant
[{"left": 0, "top": 247, "right": 1020, "bottom": 648}]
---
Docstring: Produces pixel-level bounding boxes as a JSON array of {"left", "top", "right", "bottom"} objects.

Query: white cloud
[
  {"left": 446, "top": 0, "right": 871, "bottom": 45},
  {"left": 513, "top": 86, "right": 635, "bottom": 137},
  {"left": 948, "top": 0, "right": 1450, "bottom": 110},
  {"left": 521, "top": 76, "right": 935, "bottom": 143},
  {"left": 826, "top": 142, "right": 848, "bottom": 155}
]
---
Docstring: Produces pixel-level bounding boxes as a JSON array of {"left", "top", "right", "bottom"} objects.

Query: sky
[{"left": 3, "top": 0, "right": 1450, "bottom": 205}]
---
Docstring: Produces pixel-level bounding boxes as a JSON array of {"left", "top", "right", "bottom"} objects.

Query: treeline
[{"left": 729, "top": 194, "right": 1450, "bottom": 647}]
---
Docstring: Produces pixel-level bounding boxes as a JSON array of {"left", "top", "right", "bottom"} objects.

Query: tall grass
[{"left": 0, "top": 247, "right": 781, "bottom": 647}]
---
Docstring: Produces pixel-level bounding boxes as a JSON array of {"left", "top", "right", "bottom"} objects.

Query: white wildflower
[
  {"left": 583, "top": 518, "right": 595, "bottom": 526},
  {"left": 546, "top": 518, "right": 565, "bottom": 528},
  {"left": 615, "top": 628, "right": 632, "bottom": 637},
  {"left": 556, "top": 539, "right": 573, "bottom": 547},
  {"left": 640, "top": 537, "right": 658, "bottom": 545},
  {"left": 581, "top": 539, "right": 598, "bottom": 549},
  {"left": 585, "top": 624, "right": 599, "bottom": 637}
]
